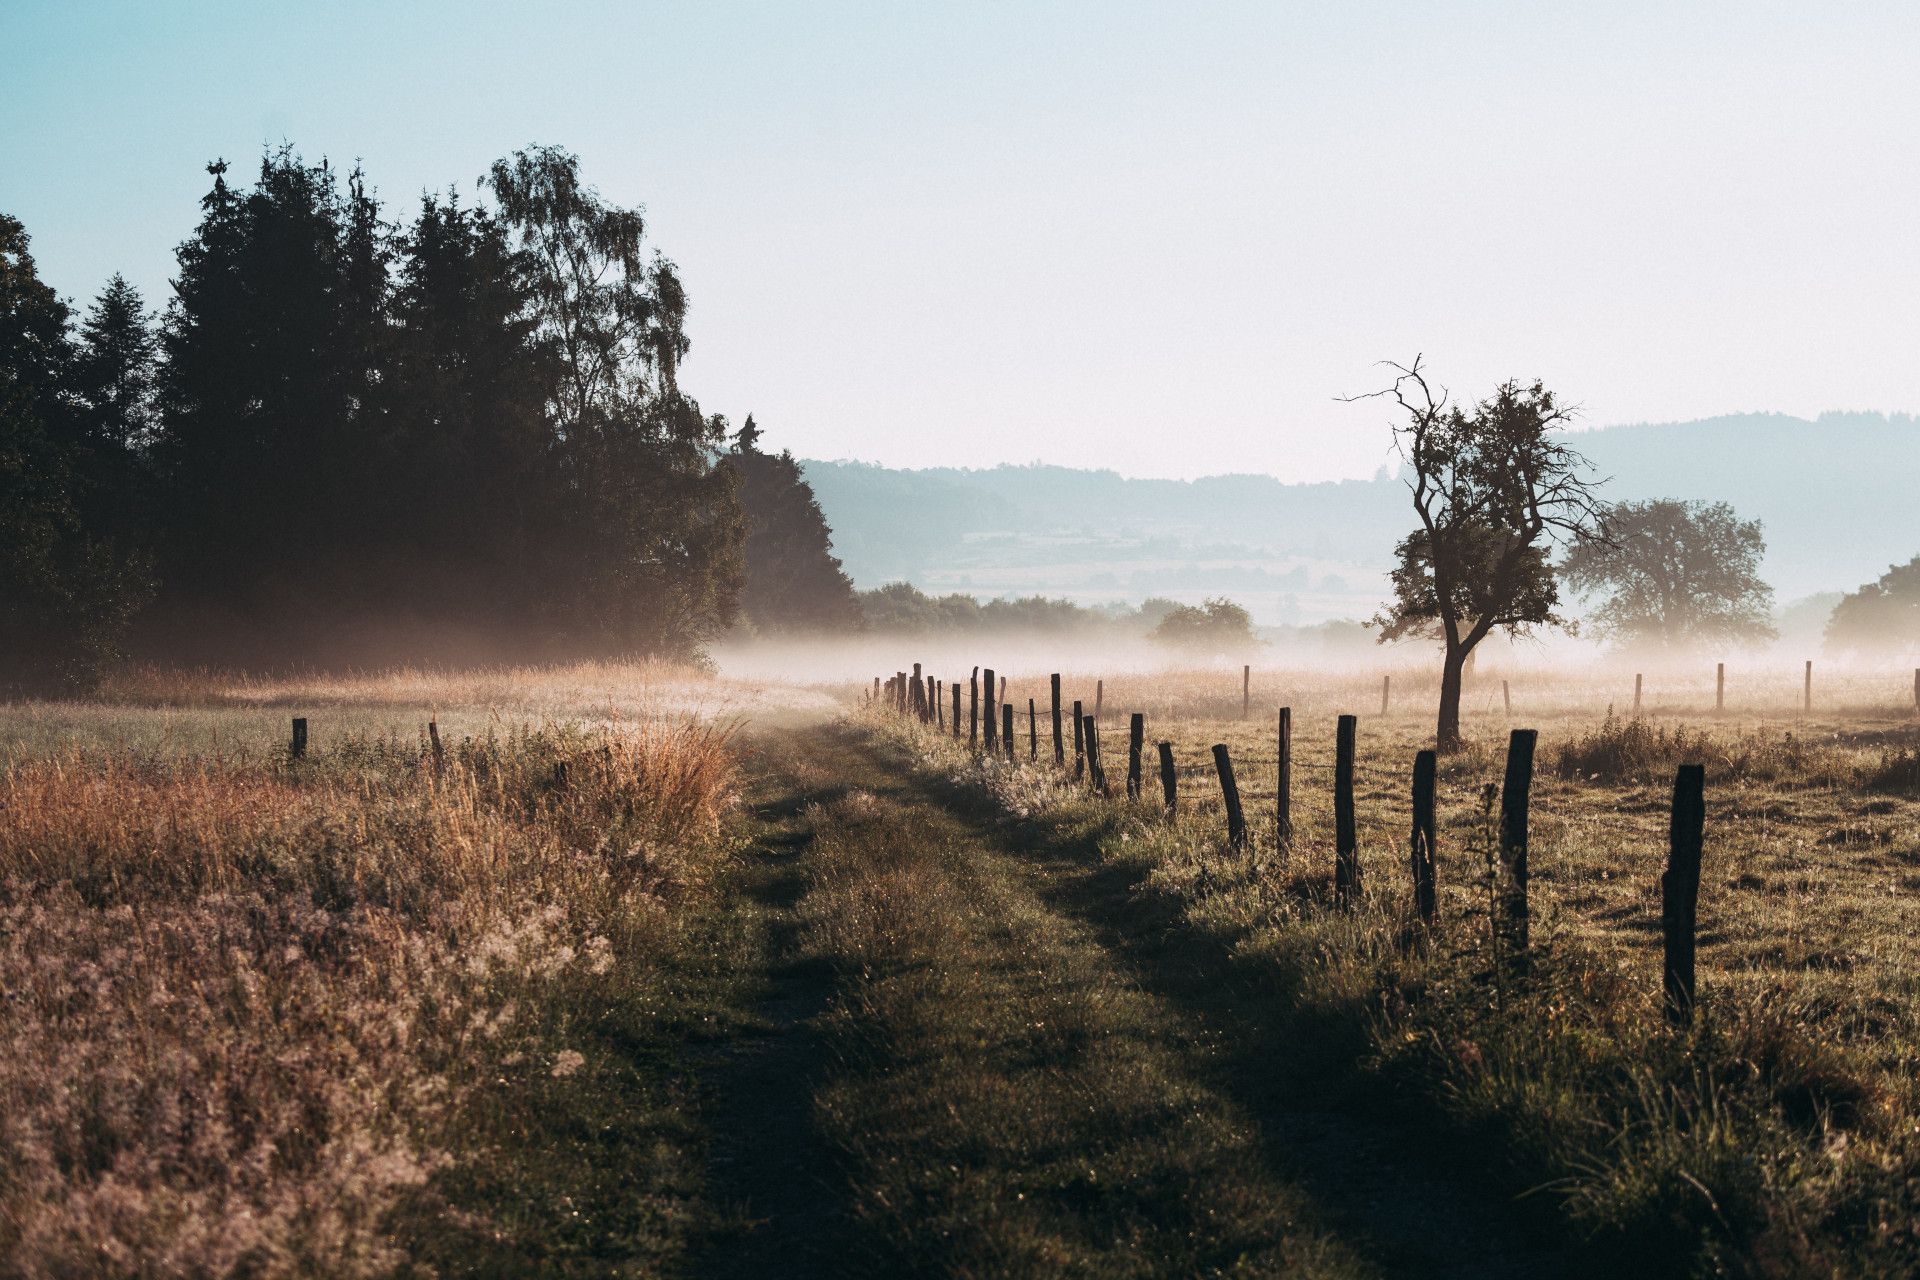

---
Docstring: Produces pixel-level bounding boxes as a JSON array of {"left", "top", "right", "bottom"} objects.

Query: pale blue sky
[{"left": 6, "top": 1, "right": 1918, "bottom": 480}]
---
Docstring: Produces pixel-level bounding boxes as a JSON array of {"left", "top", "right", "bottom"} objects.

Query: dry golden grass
[{"left": 0, "top": 664, "right": 745, "bottom": 1277}]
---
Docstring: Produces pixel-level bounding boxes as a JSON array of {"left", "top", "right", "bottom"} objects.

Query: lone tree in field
[
  {"left": 1150, "top": 597, "right": 1257, "bottom": 654},
  {"left": 1359, "top": 358, "right": 1605, "bottom": 751},
  {"left": 1560, "top": 499, "right": 1775, "bottom": 650}
]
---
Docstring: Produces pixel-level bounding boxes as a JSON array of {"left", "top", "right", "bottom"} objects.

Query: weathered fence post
[
  {"left": 1276, "top": 706, "right": 1293, "bottom": 854},
  {"left": 1051, "top": 673, "right": 1065, "bottom": 763},
  {"left": 983, "top": 667, "right": 997, "bottom": 750},
  {"left": 1498, "top": 728, "right": 1537, "bottom": 975},
  {"left": 1158, "top": 741, "right": 1177, "bottom": 816},
  {"left": 1242, "top": 664, "right": 1250, "bottom": 719},
  {"left": 1003, "top": 704, "right": 1015, "bottom": 761},
  {"left": 935, "top": 680, "right": 944, "bottom": 728},
  {"left": 1095, "top": 679, "right": 1105, "bottom": 719},
  {"left": 1715, "top": 662, "right": 1725, "bottom": 714},
  {"left": 1502, "top": 679, "right": 1511, "bottom": 716},
  {"left": 1028, "top": 698, "right": 1038, "bottom": 759},
  {"left": 952, "top": 682, "right": 962, "bottom": 738},
  {"left": 873, "top": 676, "right": 881, "bottom": 702},
  {"left": 1804, "top": 659, "right": 1812, "bottom": 713},
  {"left": 291, "top": 717, "right": 309, "bottom": 761},
  {"left": 1084, "top": 715, "right": 1109, "bottom": 795},
  {"left": 1634, "top": 672, "right": 1644, "bottom": 715},
  {"left": 970, "top": 669, "right": 979, "bottom": 747},
  {"left": 1381, "top": 674, "right": 1390, "bottom": 715},
  {"left": 1913, "top": 668, "right": 1919, "bottom": 715},
  {"left": 1663, "top": 763, "right": 1706, "bottom": 1028},
  {"left": 1335, "top": 714, "right": 1359, "bottom": 905},
  {"left": 428, "top": 719, "right": 444, "bottom": 774},
  {"left": 1410, "top": 749, "right": 1437, "bottom": 924},
  {"left": 912, "top": 663, "right": 924, "bottom": 720},
  {"left": 1072, "top": 700, "right": 1085, "bottom": 780},
  {"left": 1127, "top": 713, "right": 1145, "bottom": 800},
  {"left": 1213, "top": 743, "right": 1248, "bottom": 849},
  {"left": 896, "top": 672, "right": 908, "bottom": 714}
]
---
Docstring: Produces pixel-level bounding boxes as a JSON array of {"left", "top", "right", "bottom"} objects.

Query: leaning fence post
[
  {"left": 1003, "top": 703, "right": 1015, "bottom": 761},
  {"left": 1213, "top": 743, "right": 1248, "bottom": 849},
  {"left": 1158, "top": 741, "right": 1177, "bottom": 816},
  {"left": 1051, "top": 673, "right": 1065, "bottom": 763},
  {"left": 1072, "top": 700, "right": 1085, "bottom": 780},
  {"left": 1276, "top": 706, "right": 1293, "bottom": 854},
  {"left": 1127, "top": 713, "right": 1145, "bottom": 800},
  {"left": 1335, "top": 714, "right": 1359, "bottom": 905},
  {"left": 1498, "top": 728, "right": 1537, "bottom": 975},
  {"left": 291, "top": 717, "right": 309, "bottom": 761},
  {"left": 1410, "top": 749, "right": 1437, "bottom": 924},
  {"left": 1664, "top": 763, "right": 1706, "bottom": 1027},
  {"left": 1028, "top": 698, "right": 1038, "bottom": 759},
  {"left": 1084, "top": 714, "right": 1109, "bottom": 795}
]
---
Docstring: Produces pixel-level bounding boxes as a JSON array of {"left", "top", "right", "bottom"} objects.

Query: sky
[{"left": 6, "top": 1, "right": 1919, "bottom": 481}]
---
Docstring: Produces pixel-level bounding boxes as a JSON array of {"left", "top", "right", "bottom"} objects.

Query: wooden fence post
[
  {"left": 1663, "top": 763, "right": 1706, "bottom": 1028},
  {"left": 952, "top": 682, "right": 962, "bottom": 738},
  {"left": 1072, "top": 700, "right": 1085, "bottom": 780},
  {"left": 1003, "top": 704, "right": 1015, "bottom": 760},
  {"left": 1095, "top": 679, "right": 1105, "bottom": 719},
  {"left": 983, "top": 667, "right": 997, "bottom": 749},
  {"left": 1213, "top": 743, "right": 1248, "bottom": 849},
  {"left": 1028, "top": 698, "right": 1038, "bottom": 759},
  {"left": 1127, "top": 713, "right": 1145, "bottom": 800},
  {"left": 970, "top": 669, "right": 979, "bottom": 748},
  {"left": 912, "top": 663, "right": 924, "bottom": 720},
  {"left": 1381, "top": 674, "right": 1390, "bottom": 715},
  {"left": 1242, "top": 664, "right": 1250, "bottom": 719},
  {"left": 1051, "top": 673, "right": 1064, "bottom": 763},
  {"left": 1501, "top": 679, "right": 1511, "bottom": 716},
  {"left": 1634, "top": 672, "right": 1643, "bottom": 715},
  {"left": 1084, "top": 714, "right": 1109, "bottom": 795},
  {"left": 291, "top": 717, "right": 309, "bottom": 761},
  {"left": 428, "top": 719, "right": 444, "bottom": 774},
  {"left": 1715, "top": 662, "right": 1725, "bottom": 714},
  {"left": 1335, "top": 714, "right": 1359, "bottom": 905},
  {"left": 1804, "top": 659, "right": 1813, "bottom": 713},
  {"left": 1276, "top": 706, "right": 1293, "bottom": 854},
  {"left": 1913, "top": 668, "right": 1919, "bottom": 715},
  {"left": 1498, "top": 728, "right": 1537, "bottom": 975},
  {"left": 1411, "top": 749, "right": 1437, "bottom": 924},
  {"left": 935, "top": 680, "right": 944, "bottom": 728},
  {"left": 896, "top": 672, "right": 908, "bottom": 714},
  {"left": 1158, "top": 741, "right": 1177, "bottom": 816}
]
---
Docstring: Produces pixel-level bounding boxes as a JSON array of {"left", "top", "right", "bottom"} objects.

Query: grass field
[
  {"left": 6, "top": 656, "right": 1919, "bottom": 1276},
  {"left": 867, "top": 659, "right": 1920, "bottom": 1274}
]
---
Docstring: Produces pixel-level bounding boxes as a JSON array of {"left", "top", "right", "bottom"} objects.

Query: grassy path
[{"left": 689, "top": 721, "right": 1596, "bottom": 1277}]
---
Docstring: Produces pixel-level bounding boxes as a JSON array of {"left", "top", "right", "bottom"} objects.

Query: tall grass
[{"left": 0, "top": 711, "right": 735, "bottom": 1277}]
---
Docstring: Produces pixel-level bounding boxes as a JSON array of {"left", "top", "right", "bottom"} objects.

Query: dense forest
[{"left": 0, "top": 147, "right": 857, "bottom": 689}]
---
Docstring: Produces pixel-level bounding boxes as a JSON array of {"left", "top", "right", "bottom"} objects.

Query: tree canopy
[
  {"left": 1149, "top": 598, "right": 1257, "bottom": 653},
  {"left": 1825, "top": 556, "right": 1920, "bottom": 654},
  {"left": 1559, "top": 499, "right": 1775, "bottom": 649},
  {"left": 725, "top": 418, "right": 862, "bottom": 633}
]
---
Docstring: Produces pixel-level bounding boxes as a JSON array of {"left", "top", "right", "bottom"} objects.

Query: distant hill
[{"left": 800, "top": 412, "right": 1920, "bottom": 626}]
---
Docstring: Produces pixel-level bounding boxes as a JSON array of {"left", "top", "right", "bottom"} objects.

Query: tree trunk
[{"left": 1437, "top": 642, "right": 1468, "bottom": 752}]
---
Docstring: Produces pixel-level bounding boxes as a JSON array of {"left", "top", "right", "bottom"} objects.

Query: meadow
[
  {"left": 0, "top": 662, "right": 831, "bottom": 1277},
  {"left": 866, "top": 658, "right": 1920, "bottom": 1275}
]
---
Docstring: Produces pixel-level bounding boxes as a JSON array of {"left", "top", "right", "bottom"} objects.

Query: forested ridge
[{"left": 0, "top": 146, "right": 856, "bottom": 688}]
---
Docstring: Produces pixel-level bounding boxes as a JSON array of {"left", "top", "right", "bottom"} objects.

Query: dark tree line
[{"left": 1, "top": 146, "right": 857, "bottom": 689}]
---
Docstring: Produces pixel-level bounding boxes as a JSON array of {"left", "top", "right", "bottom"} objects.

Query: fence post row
[
  {"left": 1498, "top": 728, "right": 1537, "bottom": 975},
  {"left": 1127, "top": 713, "right": 1145, "bottom": 800},
  {"left": 1410, "top": 749, "right": 1437, "bottom": 924},
  {"left": 1663, "top": 763, "right": 1707, "bottom": 1027},
  {"left": 1213, "top": 743, "right": 1247, "bottom": 849},
  {"left": 1158, "top": 741, "right": 1177, "bottom": 816},
  {"left": 1334, "top": 714, "right": 1359, "bottom": 905}
]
